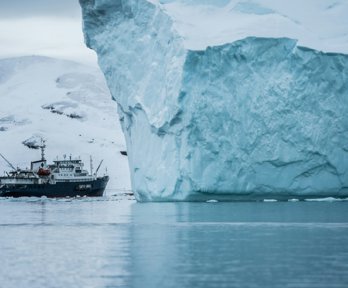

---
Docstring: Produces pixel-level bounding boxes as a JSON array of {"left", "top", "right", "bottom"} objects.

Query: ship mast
[
  {"left": 40, "top": 139, "right": 46, "bottom": 161},
  {"left": 95, "top": 160, "right": 104, "bottom": 176},
  {"left": 90, "top": 156, "right": 93, "bottom": 176}
]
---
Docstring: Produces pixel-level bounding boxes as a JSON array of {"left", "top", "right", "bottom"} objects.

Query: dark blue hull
[{"left": 0, "top": 176, "right": 109, "bottom": 198}]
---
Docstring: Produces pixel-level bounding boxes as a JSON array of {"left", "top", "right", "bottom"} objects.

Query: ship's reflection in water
[{"left": 0, "top": 198, "right": 348, "bottom": 288}]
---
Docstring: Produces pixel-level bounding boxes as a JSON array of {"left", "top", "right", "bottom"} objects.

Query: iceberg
[{"left": 79, "top": 0, "right": 348, "bottom": 201}]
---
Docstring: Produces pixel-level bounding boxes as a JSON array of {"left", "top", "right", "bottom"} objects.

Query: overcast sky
[{"left": 0, "top": 0, "right": 97, "bottom": 66}]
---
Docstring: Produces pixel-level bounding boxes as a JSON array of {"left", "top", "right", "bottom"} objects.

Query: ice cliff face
[{"left": 80, "top": 0, "right": 348, "bottom": 201}]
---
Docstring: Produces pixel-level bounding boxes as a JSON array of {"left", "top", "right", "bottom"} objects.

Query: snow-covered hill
[{"left": 0, "top": 56, "right": 130, "bottom": 193}]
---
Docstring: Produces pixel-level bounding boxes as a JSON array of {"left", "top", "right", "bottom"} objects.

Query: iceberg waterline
[{"left": 80, "top": 0, "right": 348, "bottom": 201}]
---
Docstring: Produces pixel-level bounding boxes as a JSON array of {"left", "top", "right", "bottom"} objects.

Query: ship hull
[{"left": 0, "top": 176, "right": 109, "bottom": 198}]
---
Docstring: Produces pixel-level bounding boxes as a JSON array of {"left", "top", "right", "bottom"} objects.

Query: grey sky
[
  {"left": 0, "top": 0, "right": 80, "bottom": 18},
  {"left": 0, "top": 0, "right": 97, "bottom": 66}
]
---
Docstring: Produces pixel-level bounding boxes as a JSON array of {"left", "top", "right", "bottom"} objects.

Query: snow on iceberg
[{"left": 79, "top": 0, "right": 348, "bottom": 201}]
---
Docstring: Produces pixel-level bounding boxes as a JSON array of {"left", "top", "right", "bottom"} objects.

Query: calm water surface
[{"left": 0, "top": 196, "right": 348, "bottom": 288}]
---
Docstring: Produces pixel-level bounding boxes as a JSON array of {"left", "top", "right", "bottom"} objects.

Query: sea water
[{"left": 0, "top": 196, "right": 347, "bottom": 288}]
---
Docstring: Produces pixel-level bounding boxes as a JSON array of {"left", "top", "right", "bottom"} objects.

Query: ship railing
[
  {"left": 54, "top": 178, "right": 95, "bottom": 182},
  {"left": 0, "top": 178, "right": 39, "bottom": 185}
]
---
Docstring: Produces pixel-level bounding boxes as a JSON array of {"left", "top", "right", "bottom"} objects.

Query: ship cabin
[{"left": 49, "top": 159, "right": 94, "bottom": 182}]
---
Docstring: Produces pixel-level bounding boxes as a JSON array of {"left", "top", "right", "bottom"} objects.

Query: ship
[{"left": 0, "top": 141, "right": 109, "bottom": 198}]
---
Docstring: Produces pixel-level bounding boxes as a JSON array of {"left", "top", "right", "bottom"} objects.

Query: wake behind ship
[{"left": 0, "top": 142, "right": 109, "bottom": 198}]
